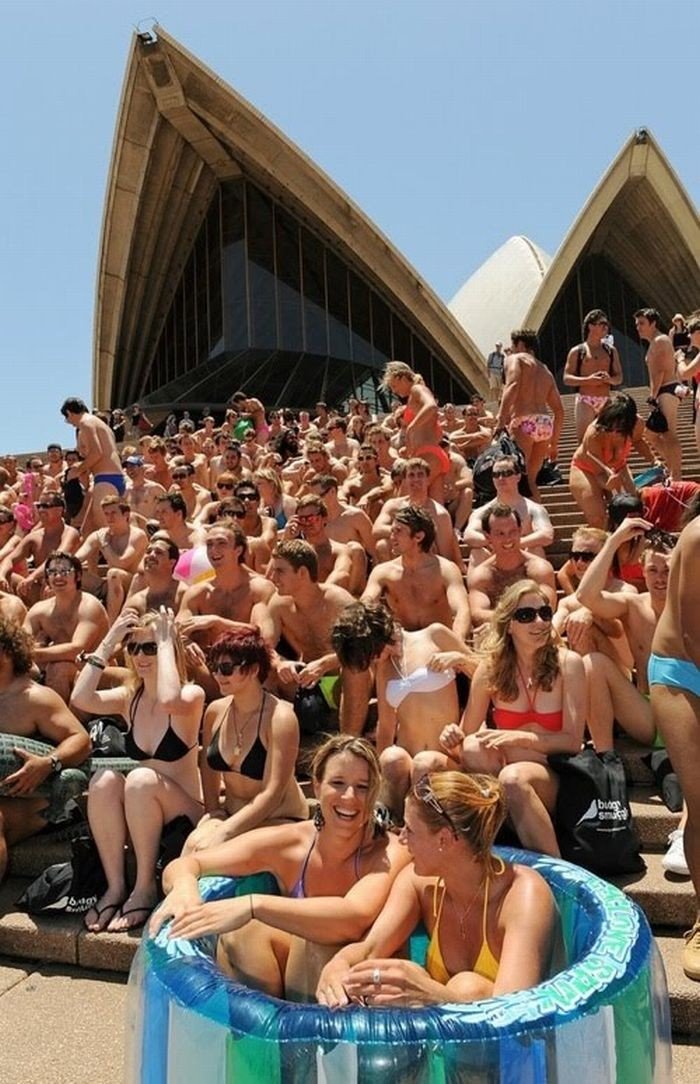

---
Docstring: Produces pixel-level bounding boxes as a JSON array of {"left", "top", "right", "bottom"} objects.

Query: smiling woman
[{"left": 149, "top": 735, "right": 409, "bottom": 1001}]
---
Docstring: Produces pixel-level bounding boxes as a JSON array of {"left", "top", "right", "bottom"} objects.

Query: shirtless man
[
  {"left": 0, "top": 590, "right": 26, "bottom": 625},
  {"left": 363, "top": 506, "right": 470, "bottom": 640},
  {"left": 170, "top": 462, "right": 211, "bottom": 521},
  {"left": 0, "top": 618, "right": 91, "bottom": 881},
  {"left": 60, "top": 397, "right": 125, "bottom": 530},
  {"left": 495, "top": 329, "right": 564, "bottom": 503},
  {"left": 449, "top": 407, "right": 492, "bottom": 463},
  {"left": 24, "top": 552, "right": 109, "bottom": 703},
  {"left": 325, "top": 417, "right": 360, "bottom": 463},
  {"left": 297, "top": 442, "right": 348, "bottom": 492},
  {"left": 43, "top": 444, "right": 66, "bottom": 482},
  {"left": 125, "top": 535, "right": 185, "bottom": 616},
  {"left": 143, "top": 437, "right": 174, "bottom": 491},
  {"left": 307, "top": 475, "right": 374, "bottom": 595},
  {"left": 341, "top": 444, "right": 393, "bottom": 521},
  {"left": 331, "top": 600, "right": 474, "bottom": 820},
  {"left": 233, "top": 482, "right": 278, "bottom": 558},
  {"left": 75, "top": 496, "right": 149, "bottom": 622},
  {"left": 265, "top": 540, "right": 354, "bottom": 708},
  {"left": 154, "top": 493, "right": 203, "bottom": 551},
  {"left": 466, "top": 505, "right": 557, "bottom": 631},
  {"left": 580, "top": 515, "right": 676, "bottom": 728},
  {"left": 364, "top": 425, "right": 398, "bottom": 472},
  {"left": 649, "top": 512, "right": 700, "bottom": 979},
  {"left": 172, "top": 433, "right": 210, "bottom": 489},
  {"left": 123, "top": 455, "right": 166, "bottom": 523},
  {"left": 0, "top": 493, "right": 80, "bottom": 605},
  {"left": 635, "top": 307, "right": 684, "bottom": 480},
  {"left": 441, "top": 440, "right": 473, "bottom": 532},
  {"left": 282, "top": 495, "right": 354, "bottom": 592},
  {"left": 372, "top": 458, "right": 464, "bottom": 569},
  {"left": 176, "top": 520, "right": 274, "bottom": 699},
  {"left": 462, "top": 455, "right": 554, "bottom": 564},
  {"left": 563, "top": 309, "right": 623, "bottom": 440}
]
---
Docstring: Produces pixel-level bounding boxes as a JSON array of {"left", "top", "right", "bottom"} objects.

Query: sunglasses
[
  {"left": 492, "top": 468, "right": 518, "bottom": 479},
  {"left": 512, "top": 604, "right": 553, "bottom": 624},
  {"left": 210, "top": 659, "right": 246, "bottom": 676},
  {"left": 36, "top": 502, "right": 61, "bottom": 510},
  {"left": 357, "top": 455, "right": 376, "bottom": 461},
  {"left": 414, "top": 776, "right": 460, "bottom": 836},
  {"left": 126, "top": 641, "right": 158, "bottom": 656},
  {"left": 297, "top": 513, "right": 321, "bottom": 523},
  {"left": 217, "top": 482, "right": 234, "bottom": 490},
  {"left": 171, "top": 474, "right": 189, "bottom": 481},
  {"left": 570, "top": 550, "right": 596, "bottom": 563},
  {"left": 238, "top": 493, "right": 259, "bottom": 501},
  {"left": 46, "top": 565, "right": 76, "bottom": 576}
]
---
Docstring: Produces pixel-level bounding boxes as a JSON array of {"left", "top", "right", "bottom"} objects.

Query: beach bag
[
  {"left": 293, "top": 684, "right": 338, "bottom": 736},
  {"left": 645, "top": 404, "right": 668, "bottom": 434},
  {"left": 16, "top": 831, "right": 106, "bottom": 915},
  {"left": 472, "top": 433, "right": 529, "bottom": 505},
  {"left": 88, "top": 717, "right": 127, "bottom": 758},
  {"left": 549, "top": 747, "right": 644, "bottom": 874}
]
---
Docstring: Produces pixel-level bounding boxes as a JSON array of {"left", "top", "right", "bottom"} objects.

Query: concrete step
[
  {"left": 0, "top": 876, "right": 139, "bottom": 974},
  {"left": 610, "top": 851, "right": 696, "bottom": 929},
  {"left": 8, "top": 834, "right": 71, "bottom": 880},
  {"left": 656, "top": 933, "right": 700, "bottom": 1037},
  {"left": 630, "top": 787, "right": 681, "bottom": 850}
]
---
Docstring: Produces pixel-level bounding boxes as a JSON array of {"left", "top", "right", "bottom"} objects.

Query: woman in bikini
[
  {"left": 183, "top": 627, "right": 307, "bottom": 854},
  {"left": 316, "top": 771, "right": 556, "bottom": 1007},
  {"left": 569, "top": 392, "right": 662, "bottom": 528},
  {"left": 383, "top": 360, "right": 449, "bottom": 502},
  {"left": 149, "top": 735, "right": 410, "bottom": 1001},
  {"left": 70, "top": 608, "right": 204, "bottom": 932},
  {"left": 433, "top": 580, "right": 586, "bottom": 856},
  {"left": 563, "top": 309, "right": 623, "bottom": 441}
]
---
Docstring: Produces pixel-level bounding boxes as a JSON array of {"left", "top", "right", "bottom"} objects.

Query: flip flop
[
  {"left": 109, "top": 904, "right": 153, "bottom": 933},
  {"left": 84, "top": 900, "right": 123, "bottom": 933}
]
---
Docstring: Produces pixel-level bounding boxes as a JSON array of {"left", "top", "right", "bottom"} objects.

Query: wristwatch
[{"left": 49, "top": 754, "right": 63, "bottom": 774}]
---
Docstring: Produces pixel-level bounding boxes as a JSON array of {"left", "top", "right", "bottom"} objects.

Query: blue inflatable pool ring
[{"left": 125, "top": 848, "right": 671, "bottom": 1082}]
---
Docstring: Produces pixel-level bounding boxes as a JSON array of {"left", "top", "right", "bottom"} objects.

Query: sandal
[
  {"left": 108, "top": 904, "right": 154, "bottom": 933},
  {"left": 84, "top": 899, "right": 123, "bottom": 933}
]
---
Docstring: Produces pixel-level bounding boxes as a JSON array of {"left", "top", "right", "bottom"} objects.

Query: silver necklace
[{"left": 230, "top": 693, "right": 264, "bottom": 757}]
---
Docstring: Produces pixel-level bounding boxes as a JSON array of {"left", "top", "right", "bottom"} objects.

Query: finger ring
[{"left": 372, "top": 967, "right": 382, "bottom": 986}]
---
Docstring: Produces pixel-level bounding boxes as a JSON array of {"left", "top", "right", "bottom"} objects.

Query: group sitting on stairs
[{"left": 0, "top": 308, "right": 700, "bottom": 998}]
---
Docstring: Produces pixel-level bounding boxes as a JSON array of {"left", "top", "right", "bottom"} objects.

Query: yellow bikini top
[{"left": 425, "top": 858, "right": 505, "bottom": 986}]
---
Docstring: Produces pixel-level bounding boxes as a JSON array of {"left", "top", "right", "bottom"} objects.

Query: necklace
[
  {"left": 448, "top": 878, "right": 484, "bottom": 939},
  {"left": 230, "top": 692, "right": 265, "bottom": 757},
  {"left": 516, "top": 661, "right": 535, "bottom": 691}
]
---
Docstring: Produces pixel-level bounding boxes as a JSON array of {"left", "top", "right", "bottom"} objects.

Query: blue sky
[{"left": 1, "top": 0, "right": 697, "bottom": 452}]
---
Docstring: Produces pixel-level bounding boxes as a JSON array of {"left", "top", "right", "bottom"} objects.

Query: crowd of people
[{"left": 1, "top": 303, "right": 700, "bottom": 1003}]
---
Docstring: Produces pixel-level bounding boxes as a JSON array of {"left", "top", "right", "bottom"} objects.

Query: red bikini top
[{"left": 492, "top": 667, "right": 563, "bottom": 733}]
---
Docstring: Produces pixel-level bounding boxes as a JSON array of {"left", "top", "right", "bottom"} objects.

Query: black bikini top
[
  {"left": 206, "top": 693, "right": 267, "bottom": 781},
  {"left": 124, "top": 686, "right": 196, "bottom": 763}
]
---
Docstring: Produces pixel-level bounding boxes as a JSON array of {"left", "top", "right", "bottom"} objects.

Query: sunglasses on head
[
  {"left": 512, "top": 604, "right": 553, "bottom": 624},
  {"left": 210, "top": 659, "right": 245, "bottom": 676},
  {"left": 492, "top": 468, "right": 518, "bottom": 479},
  {"left": 570, "top": 550, "right": 596, "bottom": 562},
  {"left": 126, "top": 641, "right": 158, "bottom": 656},
  {"left": 414, "top": 776, "right": 461, "bottom": 836}
]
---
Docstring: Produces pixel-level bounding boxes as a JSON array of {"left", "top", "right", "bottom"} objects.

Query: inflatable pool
[{"left": 125, "top": 848, "right": 671, "bottom": 1082}]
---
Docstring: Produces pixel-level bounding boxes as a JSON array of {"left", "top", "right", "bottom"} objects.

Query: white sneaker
[{"left": 662, "top": 828, "right": 689, "bottom": 876}]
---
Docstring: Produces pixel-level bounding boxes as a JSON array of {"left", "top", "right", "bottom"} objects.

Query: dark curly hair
[
  {"left": 331, "top": 601, "right": 396, "bottom": 672},
  {"left": 0, "top": 617, "right": 34, "bottom": 674},
  {"left": 207, "top": 627, "right": 271, "bottom": 683}
]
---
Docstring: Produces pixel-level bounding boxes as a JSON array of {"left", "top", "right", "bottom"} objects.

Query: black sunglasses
[
  {"left": 238, "top": 493, "right": 259, "bottom": 501},
  {"left": 126, "top": 641, "right": 158, "bottom": 656},
  {"left": 492, "top": 468, "right": 518, "bottom": 479},
  {"left": 210, "top": 659, "right": 245, "bottom": 676},
  {"left": 512, "top": 604, "right": 553, "bottom": 624},
  {"left": 570, "top": 550, "right": 596, "bottom": 563},
  {"left": 217, "top": 482, "right": 235, "bottom": 490}
]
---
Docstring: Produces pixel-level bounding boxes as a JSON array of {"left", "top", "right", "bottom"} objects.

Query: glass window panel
[
  {"left": 326, "top": 250, "right": 351, "bottom": 359},
  {"left": 195, "top": 225, "right": 209, "bottom": 364},
  {"left": 184, "top": 256, "right": 197, "bottom": 374},
  {"left": 301, "top": 230, "right": 328, "bottom": 356},
  {"left": 349, "top": 273, "right": 372, "bottom": 363},
  {"left": 207, "top": 191, "right": 224, "bottom": 355},
  {"left": 221, "top": 180, "right": 248, "bottom": 351},
  {"left": 246, "top": 184, "right": 277, "bottom": 349},
  {"left": 371, "top": 294, "right": 391, "bottom": 364},
  {"left": 411, "top": 335, "right": 430, "bottom": 381},
  {"left": 392, "top": 314, "right": 411, "bottom": 363},
  {"left": 274, "top": 207, "right": 303, "bottom": 352}
]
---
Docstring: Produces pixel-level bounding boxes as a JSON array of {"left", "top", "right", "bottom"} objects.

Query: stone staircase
[{"left": 0, "top": 388, "right": 698, "bottom": 1047}]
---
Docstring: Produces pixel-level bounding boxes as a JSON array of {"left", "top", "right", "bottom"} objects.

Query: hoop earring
[{"left": 313, "top": 805, "right": 325, "bottom": 830}]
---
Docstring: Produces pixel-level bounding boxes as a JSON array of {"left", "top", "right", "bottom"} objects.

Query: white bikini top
[{"left": 385, "top": 666, "right": 456, "bottom": 710}]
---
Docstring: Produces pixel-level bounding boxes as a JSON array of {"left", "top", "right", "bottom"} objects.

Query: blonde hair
[
  {"left": 383, "top": 360, "right": 424, "bottom": 389},
  {"left": 481, "top": 579, "right": 560, "bottom": 701},
  {"left": 310, "top": 735, "right": 382, "bottom": 842},
  {"left": 412, "top": 772, "right": 507, "bottom": 876},
  {"left": 571, "top": 526, "right": 608, "bottom": 549},
  {"left": 124, "top": 610, "right": 189, "bottom": 693}
]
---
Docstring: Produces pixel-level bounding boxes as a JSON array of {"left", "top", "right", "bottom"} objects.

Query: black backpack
[{"left": 472, "top": 432, "right": 530, "bottom": 506}]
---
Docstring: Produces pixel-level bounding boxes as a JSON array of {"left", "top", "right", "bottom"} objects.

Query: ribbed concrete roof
[{"left": 448, "top": 236, "right": 552, "bottom": 358}]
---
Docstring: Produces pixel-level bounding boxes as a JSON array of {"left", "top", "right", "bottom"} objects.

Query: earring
[{"left": 313, "top": 804, "right": 325, "bottom": 830}]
